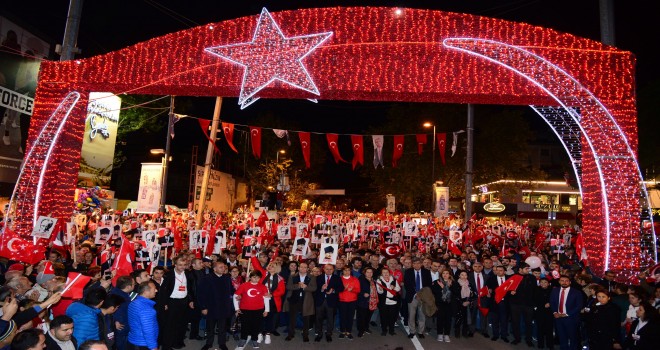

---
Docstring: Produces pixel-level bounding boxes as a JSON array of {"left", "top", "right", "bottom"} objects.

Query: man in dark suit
[
  {"left": 158, "top": 256, "right": 196, "bottom": 350},
  {"left": 198, "top": 261, "right": 234, "bottom": 350},
  {"left": 313, "top": 264, "right": 344, "bottom": 342},
  {"left": 467, "top": 261, "right": 490, "bottom": 337},
  {"left": 550, "top": 275, "right": 584, "bottom": 350},
  {"left": 284, "top": 262, "right": 317, "bottom": 342},
  {"left": 487, "top": 265, "right": 510, "bottom": 342},
  {"left": 508, "top": 263, "right": 537, "bottom": 346},
  {"left": 403, "top": 257, "right": 432, "bottom": 339}
]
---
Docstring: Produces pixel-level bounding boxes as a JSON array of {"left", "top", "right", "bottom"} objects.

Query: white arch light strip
[
  {"left": 5, "top": 92, "right": 80, "bottom": 231},
  {"left": 529, "top": 106, "right": 584, "bottom": 195},
  {"left": 442, "top": 38, "right": 657, "bottom": 269}
]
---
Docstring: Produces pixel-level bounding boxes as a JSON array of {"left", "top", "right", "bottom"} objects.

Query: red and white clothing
[
  {"left": 233, "top": 281, "right": 270, "bottom": 312},
  {"left": 339, "top": 275, "right": 360, "bottom": 302}
]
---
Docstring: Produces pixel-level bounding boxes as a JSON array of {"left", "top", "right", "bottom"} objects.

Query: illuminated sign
[
  {"left": 533, "top": 204, "right": 572, "bottom": 212},
  {"left": 484, "top": 202, "right": 505, "bottom": 213}
]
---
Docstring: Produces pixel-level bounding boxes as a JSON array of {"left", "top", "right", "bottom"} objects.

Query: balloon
[{"left": 525, "top": 255, "right": 542, "bottom": 269}]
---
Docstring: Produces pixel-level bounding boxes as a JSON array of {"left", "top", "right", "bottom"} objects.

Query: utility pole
[
  {"left": 464, "top": 104, "right": 474, "bottom": 222},
  {"left": 159, "top": 96, "right": 174, "bottom": 213},
  {"left": 195, "top": 97, "right": 222, "bottom": 229},
  {"left": 599, "top": 0, "right": 616, "bottom": 46},
  {"left": 59, "top": 0, "right": 84, "bottom": 61}
]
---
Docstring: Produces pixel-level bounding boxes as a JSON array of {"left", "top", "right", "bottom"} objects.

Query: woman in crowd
[
  {"left": 625, "top": 301, "right": 660, "bottom": 349},
  {"left": 252, "top": 260, "right": 285, "bottom": 344},
  {"left": 338, "top": 265, "right": 360, "bottom": 339},
  {"left": 585, "top": 290, "right": 622, "bottom": 349},
  {"left": 356, "top": 267, "right": 378, "bottom": 337},
  {"left": 376, "top": 267, "right": 401, "bottom": 336},
  {"left": 451, "top": 270, "right": 475, "bottom": 338},
  {"left": 233, "top": 270, "right": 270, "bottom": 349},
  {"left": 624, "top": 293, "right": 644, "bottom": 335},
  {"left": 431, "top": 269, "right": 454, "bottom": 342}
]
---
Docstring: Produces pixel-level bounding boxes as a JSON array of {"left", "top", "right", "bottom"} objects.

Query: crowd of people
[{"left": 0, "top": 208, "right": 659, "bottom": 350}]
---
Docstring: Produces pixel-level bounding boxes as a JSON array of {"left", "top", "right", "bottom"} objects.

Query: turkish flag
[
  {"left": 494, "top": 274, "right": 523, "bottom": 303},
  {"left": 575, "top": 233, "right": 588, "bottom": 261},
  {"left": 61, "top": 272, "right": 91, "bottom": 300},
  {"left": 392, "top": 135, "right": 404, "bottom": 167},
  {"left": 205, "top": 231, "right": 216, "bottom": 257},
  {"left": 234, "top": 230, "right": 242, "bottom": 253},
  {"left": 172, "top": 224, "right": 183, "bottom": 251},
  {"left": 112, "top": 233, "right": 135, "bottom": 278},
  {"left": 43, "top": 261, "right": 55, "bottom": 275},
  {"left": 416, "top": 134, "right": 427, "bottom": 155},
  {"left": 326, "top": 134, "right": 346, "bottom": 163},
  {"left": 350, "top": 135, "right": 364, "bottom": 170},
  {"left": 299, "top": 132, "right": 311, "bottom": 168},
  {"left": 0, "top": 228, "right": 46, "bottom": 265},
  {"left": 478, "top": 286, "right": 490, "bottom": 316},
  {"left": 256, "top": 209, "right": 269, "bottom": 230},
  {"left": 250, "top": 126, "right": 262, "bottom": 158},
  {"left": 50, "top": 220, "right": 70, "bottom": 258},
  {"left": 437, "top": 133, "right": 447, "bottom": 165},
  {"left": 198, "top": 119, "right": 221, "bottom": 154},
  {"left": 447, "top": 239, "right": 462, "bottom": 256},
  {"left": 221, "top": 122, "right": 239, "bottom": 153}
]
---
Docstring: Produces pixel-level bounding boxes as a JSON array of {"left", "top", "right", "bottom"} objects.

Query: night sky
[{"left": 2, "top": 1, "right": 658, "bottom": 207}]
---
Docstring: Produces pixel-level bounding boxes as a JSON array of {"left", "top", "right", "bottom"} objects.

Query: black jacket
[
  {"left": 403, "top": 268, "right": 432, "bottom": 303},
  {"left": 197, "top": 273, "right": 234, "bottom": 320},
  {"left": 508, "top": 274, "right": 537, "bottom": 307},
  {"left": 157, "top": 269, "right": 197, "bottom": 307},
  {"left": 45, "top": 331, "right": 78, "bottom": 350},
  {"left": 586, "top": 302, "right": 621, "bottom": 349}
]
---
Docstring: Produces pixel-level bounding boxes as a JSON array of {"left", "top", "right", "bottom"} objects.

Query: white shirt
[
  {"left": 431, "top": 271, "right": 440, "bottom": 282},
  {"left": 497, "top": 276, "right": 506, "bottom": 286},
  {"left": 170, "top": 270, "right": 188, "bottom": 299}
]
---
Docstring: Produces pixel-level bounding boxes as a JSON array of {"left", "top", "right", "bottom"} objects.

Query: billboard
[
  {"left": 137, "top": 163, "right": 163, "bottom": 213},
  {"left": 0, "top": 16, "right": 49, "bottom": 186},
  {"left": 192, "top": 165, "right": 236, "bottom": 212},
  {"left": 78, "top": 92, "right": 121, "bottom": 188}
]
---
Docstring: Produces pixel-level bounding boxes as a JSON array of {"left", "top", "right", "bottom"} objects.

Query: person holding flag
[{"left": 487, "top": 265, "right": 511, "bottom": 343}]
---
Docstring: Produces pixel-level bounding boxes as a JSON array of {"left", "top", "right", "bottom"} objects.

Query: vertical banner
[
  {"left": 137, "top": 163, "right": 163, "bottom": 213},
  {"left": 434, "top": 185, "right": 449, "bottom": 218},
  {"left": 78, "top": 92, "right": 121, "bottom": 188},
  {"left": 386, "top": 194, "right": 396, "bottom": 213}
]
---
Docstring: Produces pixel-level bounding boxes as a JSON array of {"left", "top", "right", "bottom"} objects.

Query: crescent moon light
[
  {"left": 302, "top": 141, "right": 308, "bottom": 148},
  {"left": 252, "top": 130, "right": 259, "bottom": 136},
  {"left": 330, "top": 141, "right": 336, "bottom": 148},
  {"left": 7, "top": 238, "right": 20, "bottom": 252},
  {"left": 353, "top": 144, "right": 360, "bottom": 149},
  {"left": 439, "top": 140, "right": 445, "bottom": 145},
  {"left": 396, "top": 144, "right": 402, "bottom": 150},
  {"left": 247, "top": 288, "right": 258, "bottom": 297}
]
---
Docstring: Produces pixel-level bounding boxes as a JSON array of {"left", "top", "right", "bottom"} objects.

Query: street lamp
[
  {"left": 424, "top": 122, "right": 436, "bottom": 211},
  {"left": 276, "top": 149, "right": 285, "bottom": 165}
]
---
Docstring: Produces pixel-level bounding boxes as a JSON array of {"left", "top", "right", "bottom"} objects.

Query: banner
[
  {"left": 78, "top": 92, "right": 121, "bottom": 188},
  {"left": 0, "top": 17, "right": 48, "bottom": 186},
  {"left": 386, "top": 194, "right": 395, "bottom": 213},
  {"left": 434, "top": 185, "right": 449, "bottom": 218},
  {"left": 192, "top": 165, "right": 236, "bottom": 213},
  {"left": 137, "top": 163, "right": 163, "bottom": 213}
]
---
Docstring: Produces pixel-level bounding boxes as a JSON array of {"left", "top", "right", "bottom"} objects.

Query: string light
[
  {"left": 20, "top": 7, "right": 642, "bottom": 277},
  {"left": 205, "top": 8, "right": 332, "bottom": 109}
]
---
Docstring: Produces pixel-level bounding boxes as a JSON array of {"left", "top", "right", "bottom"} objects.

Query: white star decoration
[{"left": 205, "top": 8, "right": 333, "bottom": 109}]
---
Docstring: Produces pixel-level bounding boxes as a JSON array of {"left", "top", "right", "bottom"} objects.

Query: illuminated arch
[
  {"left": 443, "top": 38, "right": 655, "bottom": 274},
  {"left": 14, "top": 7, "right": 648, "bottom": 277}
]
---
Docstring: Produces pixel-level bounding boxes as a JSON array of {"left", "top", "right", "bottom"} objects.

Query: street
[{"left": 185, "top": 320, "right": 525, "bottom": 350}]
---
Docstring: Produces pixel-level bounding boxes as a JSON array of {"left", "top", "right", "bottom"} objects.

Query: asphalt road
[{"left": 183, "top": 319, "right": 528, "bottom": 350}]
